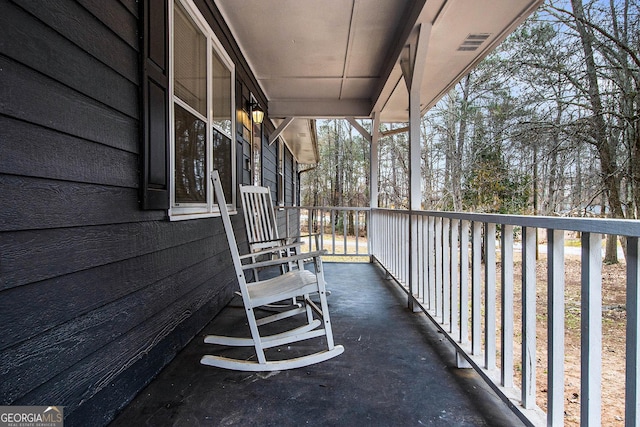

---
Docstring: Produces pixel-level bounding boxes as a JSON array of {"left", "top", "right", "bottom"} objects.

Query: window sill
[{"left": 169, "top": 209, "right": 237, "bottom": 221}]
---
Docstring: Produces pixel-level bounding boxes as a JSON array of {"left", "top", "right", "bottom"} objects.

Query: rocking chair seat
[{"left": 247, "top": 270, "right": 320, "bottom": 308}]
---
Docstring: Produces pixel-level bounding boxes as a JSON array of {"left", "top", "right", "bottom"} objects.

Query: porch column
[
  {"left": 346, "top": 116, "right": 378, "bottom": 258},
  {"left": 369, "top": 112, "right": 380, "bottom": 210},
  {"left": 369, "top": 113, "right": 379, "bottom": 260},
  {"left": 401, "top": 23, "right": 431, "bottom": 311}
]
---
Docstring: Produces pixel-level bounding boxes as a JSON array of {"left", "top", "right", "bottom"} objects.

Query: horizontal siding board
[
  {"left": 0, "top": 0, "right": 268, "bottom": 423},
  {"left": 63, "top": 301, "right": 218, "bottom": 427},
  {"left": 77, "top": 0, "right": 138, "bottom": 49},
  {"left": 14, "top": 284, "right": 233, "bottom": 416},
  {"left": 262, "top": 136, "right": 277, "bottom": 197},
  {"left": 14, "top": 0, "right": 139, "bottom": 84},
  {"left": 0, "top": 236, "right": 228, "bottom": 350},
  {"left": 5, "top": 260, "right": 235, "bottom": 406},
  {"left": 0, "top": 176, "right": 165, "bottom": 232},
  {"left": 0, "top": 117, "right": 139, "bottom": 187},
  {"left": 0, "top": 218, "right": 237, "bottom": 290},
  {"left": 0, "top": 57, "right": 138, "bottom": 153},
  {"left": 285, "top": 149, "right": 293, "bottom": 205},
  {"left": 118, "top": 0, "right": 139, "bottom": 19},
  {"left": 0, "top": 1, "right": 138, "bottom": 118}
]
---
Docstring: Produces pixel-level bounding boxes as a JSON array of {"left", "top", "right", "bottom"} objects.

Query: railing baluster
[
  {"left": 627, "top": 236, "right": 640, "bottom": 426},
  {"left": 472, "top": 221, "right": 482, "bottom": 356},
  {"left": 366, "top": 210, "right": 371, "bottom": 256},
  {"left": 443, "top": 218, "right": 451, "bottom": 326},
  {"left": 450, "top": 219, "right": 459, "bottom": 335},
  {"left": 435, "top": 218, "right": 443, "bottom": 319},
  {"left": 522, "top": 226, "right": 537, "bottom": 409},
  {"left": 393, "top": 213, "right": 398, "bottom": 280},
  {"left": 581, "top": 232, "right": 602, "bottom": 426},
  {"left": 392, "top": 213, "right": 397, "bottom": 279},
  {"left": 428, "top": 216, "right": 436, "bottom": 311},
  {"left": 355, "top": 210, "right": 360, "bottom": 255},
  {"left": 548, "top": 228, "right": 565, "bottom": 426},
  {"left": 501, "top": 224, "right": 514, "bottom": 389},
  {"left": 343, "top": 210, "right": 347, "bottom": 255},
  {"left": 485, "top": 223, "right": 497, "bottom": 371},
  {"left": 405, "top": 213, "right": 410, "bottom": 289},
  {"left": 460, "top": 220, "right": 470, "bottom": 345},
  {"left": 331, "top": 210, "right": 336, "bottom": 255},
  {"left": 320, "top": 208, "right": 325, "bottom": 251},
  {"left": 418, "top": 216, "right": 426, "bottom": 303}
]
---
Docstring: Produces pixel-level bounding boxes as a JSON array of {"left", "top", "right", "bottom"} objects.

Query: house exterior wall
[{"left": 0, "top": 0, "right": 299, "bottom": 425}]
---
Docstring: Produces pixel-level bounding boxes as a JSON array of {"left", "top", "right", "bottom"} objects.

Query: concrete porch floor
[{"left": 110, "top": 262, "right": 525, "bottom": 426}]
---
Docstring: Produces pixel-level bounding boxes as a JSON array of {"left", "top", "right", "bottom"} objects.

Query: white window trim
[
  {"left": 277, "top": 138, "right": 285, "bottom": 206},
  {"left": 168, "top": 0, "right": 236, "bottom": 221}
]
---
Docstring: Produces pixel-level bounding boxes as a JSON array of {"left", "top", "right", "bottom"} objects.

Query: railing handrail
[
  {"left": 282, "top": 206, "right": 372, "bottom": 212},
  {"left": 287, "top": 205, "right": 640, "bottom": 236},
  {"left": 373, "top": 207, "right": 640, "bottom": 237}
]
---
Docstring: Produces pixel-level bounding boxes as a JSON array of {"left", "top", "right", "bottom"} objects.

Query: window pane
[
  {"left": 252, "top": 121, "right": 261, "bottom": 185},
  {"left": 174, "top": 3, "right": 206, "bottom": 116},
  {"left": 175, "top": 104, "right": 206, "bottom": 203},
  {"left": 213, "top": 127, "right": 232, "bottom": 203},
  {"left": 211, "top": 49, "right": 231, "bottom": 136}
]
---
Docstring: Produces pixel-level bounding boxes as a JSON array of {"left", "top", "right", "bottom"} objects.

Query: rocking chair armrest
[
  {"left": 283, "top": 233, "right": 320, "bottom": 241},
  {"left": 240, "top": 249, "right": 327, "bottom": 271},
  {"left": 250, "top": 237, "right": 289, "bottom": 246},
  {"left": 238, "top": 242, "right": 303, "bottom": 260}
]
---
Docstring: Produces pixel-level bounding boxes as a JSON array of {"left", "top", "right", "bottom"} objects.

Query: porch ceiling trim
[{"left": 215, "top": 0, "right": 544, "bottom": 163}]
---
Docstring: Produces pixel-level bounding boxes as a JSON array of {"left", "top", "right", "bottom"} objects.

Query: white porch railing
[
  {"left": 371, "top": 208, "right": 640, "bottom": 427},
  {"left": 282, "top": 205, "right": 640, "bottom": 426},
  {"left": 282, "top": 206, "right": 370, "bottom": 257}
]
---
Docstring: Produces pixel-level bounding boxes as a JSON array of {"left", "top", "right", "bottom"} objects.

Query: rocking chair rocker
[{"left": 200, "top": 171, "right": 344, "bottom": 371}]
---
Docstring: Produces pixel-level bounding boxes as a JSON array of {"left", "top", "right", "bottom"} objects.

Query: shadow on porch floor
[{"left": 110, "top": 262, "right": 525, "bottom": 426}]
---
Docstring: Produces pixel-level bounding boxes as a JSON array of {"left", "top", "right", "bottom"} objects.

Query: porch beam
[
  {"left": 346, "top": 117, "right": 372, "bottom": 143},
  {"left": 268, "top": 117, "right": 294, "bottom": 145},
  {"left": 269, "top": 99, "right": 371, "bottom": 118},
  {"left": 381, "top": 126, "right": 409, "bottom": 137},
  {"left": 370, "top": 0, "right": 427, "bottom": 113}
]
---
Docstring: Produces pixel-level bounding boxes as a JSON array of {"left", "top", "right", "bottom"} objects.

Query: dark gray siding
[
  {"left": 285, "top": 148, "right": 295, "bottom": 206},
  {"left": 262, "top": 132, "right": 278, "bottom": 201},
  {"left": 0, "top": 1, "right": 295, "bottom": 425}
]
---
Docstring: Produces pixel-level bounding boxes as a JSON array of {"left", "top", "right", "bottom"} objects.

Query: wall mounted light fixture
[{"left": 248, "top": 101, "right": 265, "bottom": 124}]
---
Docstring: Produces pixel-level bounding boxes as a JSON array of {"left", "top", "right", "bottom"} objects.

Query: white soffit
[
  {"left": 272, "top": 118, "right": 318, "bottom": 165},
  {"left": 215, "top": 0, "right": 542, "bottom": 158}
]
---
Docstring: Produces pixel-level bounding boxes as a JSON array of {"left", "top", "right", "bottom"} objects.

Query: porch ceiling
[{"left": 216, "top": 0, "right": 541, "bottom": 162}]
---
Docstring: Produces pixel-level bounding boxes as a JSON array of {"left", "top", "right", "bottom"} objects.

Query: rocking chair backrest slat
[{"left": 240, "top": 185, "right": 280, "bottom": 251}]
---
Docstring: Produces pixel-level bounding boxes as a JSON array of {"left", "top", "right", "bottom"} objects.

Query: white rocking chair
[
  {"left": 239, "top": 184, "right": 302, "bottom": 279},
  {"left": 239, "top": 183, "right": 328, "bottom": 299},
  {"left": 200, "top": 171, "right": 344, "bottom": 371}
]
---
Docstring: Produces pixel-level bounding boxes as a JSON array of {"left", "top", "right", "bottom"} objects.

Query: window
[
  {"left": 169, "top": 0, "right": 235, "bottom": 219},
  {"left": 252, "top": 118, "right": 262, "bottom": 186},
  {"left": 277, "top": 139, "right": 284, "bottom": 206}
]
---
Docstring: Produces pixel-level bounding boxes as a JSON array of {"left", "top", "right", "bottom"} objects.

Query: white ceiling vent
[{"left": 457, "top": 33, "right": 491, "bottom": 51}]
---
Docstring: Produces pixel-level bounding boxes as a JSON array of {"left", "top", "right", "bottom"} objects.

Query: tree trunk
[
  {"left": 571, "top": 0, "right": 624, "bottom": 263},
  {"left": 453, "top": 75, "right": 471, "bottom": 211}
]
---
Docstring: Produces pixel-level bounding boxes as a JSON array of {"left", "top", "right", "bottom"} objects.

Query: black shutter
[{"left": 140, "top": 0, "right": 170, "bottom": 210}]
